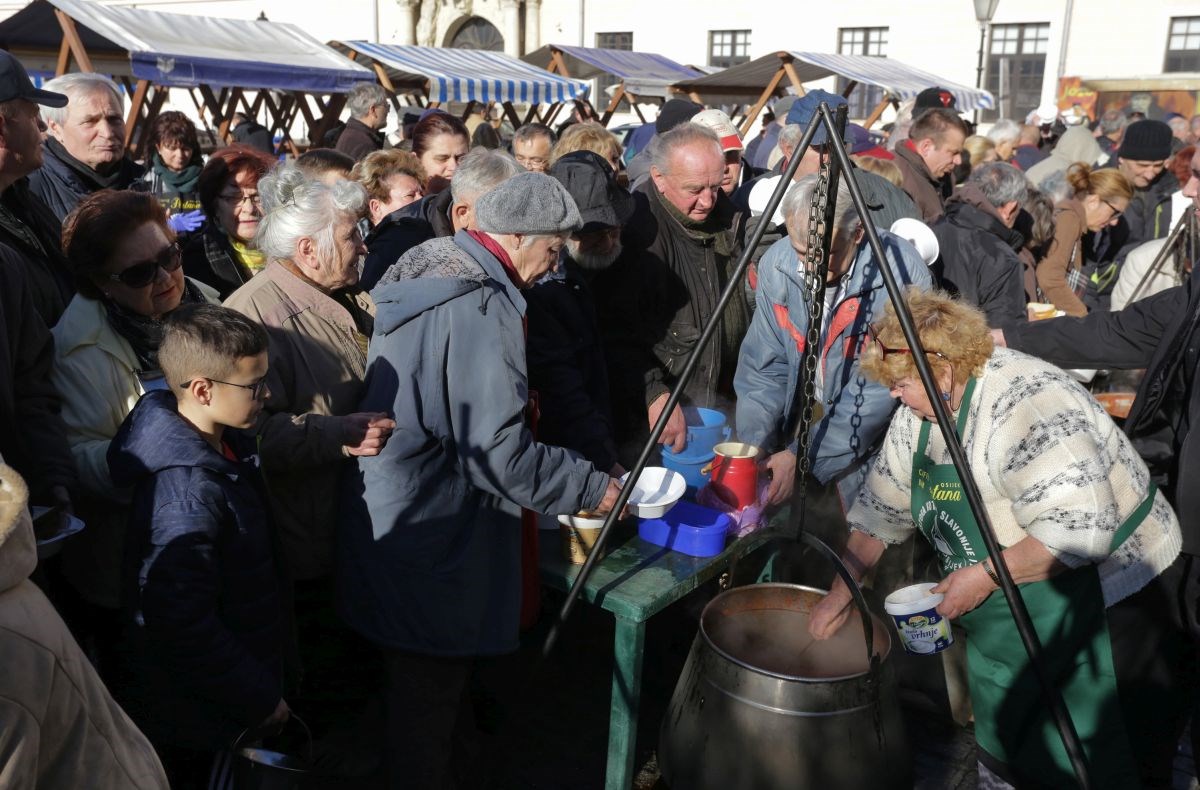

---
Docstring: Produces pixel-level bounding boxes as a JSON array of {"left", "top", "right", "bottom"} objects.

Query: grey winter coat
[{"left": 338, "top": 231, "right": 609, "bottom": 655}]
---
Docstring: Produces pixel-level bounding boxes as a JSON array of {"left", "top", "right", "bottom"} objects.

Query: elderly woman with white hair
[
  {"left": 30, "top": 72, "right": 144, "bottom": 221},
  {"left": 339, "top": 171, "right": 622, "bottom": 786}
]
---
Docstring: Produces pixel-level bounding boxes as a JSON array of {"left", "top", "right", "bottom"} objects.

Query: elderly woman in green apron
[{"left": 808, "top": 290, "right": 1190, "bottom": 789}]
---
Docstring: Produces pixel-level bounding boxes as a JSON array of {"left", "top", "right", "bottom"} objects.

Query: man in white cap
[{"left": 692, "top": 108, "right": 745, "bottom": 196}]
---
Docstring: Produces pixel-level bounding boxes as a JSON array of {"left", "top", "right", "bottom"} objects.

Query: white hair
[
  {"left": 450, "top": 148, "right": 521, "bottom": 206},
  {"left": 986, "top": 118, "right": 1021, "bottom": 146},
  {"left": 782, "top": 174, "right": 860, "bottom": 237},
  {"left": 778, "top": 123, "right": 805, "bottom": 155},
  {"left": 255, "top": 163, "right": 366, "bottom": 263},
  {"left": 346, "top": 82, "right": 388, "bottom": 119},
  {"left": 41, "top": 73, "right": 123, "bottom": 127}
]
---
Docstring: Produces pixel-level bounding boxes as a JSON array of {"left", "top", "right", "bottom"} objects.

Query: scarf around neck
[
  {"left": 46, "top": 137, "right": 131, "bottom": 191},
  {"left": 151, "top": 153, "right": 202, "bottom": 193},
  {"left": 651, "top": 183, "right": 736, "bottom": 257},
  {"left": 467, "top": 230, "right": 523, "bottom": 288},
  {"left": 104, "top": 278, "right": 206, "bottom": 371}
]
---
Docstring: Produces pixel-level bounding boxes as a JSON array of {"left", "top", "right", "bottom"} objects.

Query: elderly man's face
[
  {"left": 567, "top": 225, "right": 622, "bottom": 270},
  {"left": 50, "top": 89, "right": 125, "bottom": 169},
  {"left": 1119, "top": 157, "right": 1167, "bottom": 189},
  {"left": 514, "top": 135, "right": 552, "bottom": 173},
  {"left": 1, "top": 99, "right": 45, "bottom": 177},
  {"left": 1182, "top": 148, "right": 1200, "bottom": 222},
  {"left": 651, "top": 141, "right": 725, "bottom": 222},
  {"left": 993, "top": 139, "right": 1016, "bottom": 162},
  {"left": 721, "top": 150, "right": 743, "bottom": 195}
]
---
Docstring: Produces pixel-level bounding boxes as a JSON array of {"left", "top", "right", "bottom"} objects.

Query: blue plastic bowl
[
  {"left": 661, "top": 446, "right": 714, "bottom": 491},
  {"left": 682, "top": 407, "right": 730, "bottom": 457},
  {"left": 638, "top": 500, "right": 732, "bottom": 558}
]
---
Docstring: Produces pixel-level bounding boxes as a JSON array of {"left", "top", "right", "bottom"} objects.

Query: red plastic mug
[{"left": 708, "top": 442, "right": 761, "bottom": 510}]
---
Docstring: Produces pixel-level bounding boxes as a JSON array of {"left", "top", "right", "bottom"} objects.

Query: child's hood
[{"left": 107, "top": 389, "right": 243, "bottom": 488}]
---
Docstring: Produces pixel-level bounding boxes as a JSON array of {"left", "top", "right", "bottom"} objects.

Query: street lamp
[{"left": 974, "top": 0, "right": 1000, "bottom": 123}]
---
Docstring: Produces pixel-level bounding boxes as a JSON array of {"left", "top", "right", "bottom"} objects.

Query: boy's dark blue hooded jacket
[{"left": 107, "top": 389, "right": 283, "bottom": 751}]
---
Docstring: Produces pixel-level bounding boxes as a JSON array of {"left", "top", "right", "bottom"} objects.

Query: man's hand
[
  {"left": 341, "top": 412, "right": 396, "bottom": 457},
  {"left": 260, "top": 698, "right": 290, "bottom": 729},
  {"left": 762, "top": 450, "right": 797, "bottom": 506},
  {"left": 593, "top": 478, "right": 632, "bottom": 519},
  {"left": 931, "top": 563, "right": 996, "bottom": 620},
  {"left": 648, "top": 393, "right": 687, "bottom": 453},
  {"left": 808, "top": 584, "right": 854, "bottom": 641}
]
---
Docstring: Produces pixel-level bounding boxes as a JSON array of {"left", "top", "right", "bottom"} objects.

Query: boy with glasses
[{"left": 107, "top": 303, "right": 289, "bottom": 789}]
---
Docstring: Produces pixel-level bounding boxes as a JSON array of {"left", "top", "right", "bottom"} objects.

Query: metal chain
[{"left": 794, "top": 152, "right": 833, "bottom": 486}]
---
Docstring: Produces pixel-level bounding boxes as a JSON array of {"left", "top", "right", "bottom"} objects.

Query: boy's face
[{"left": 208, "top": 352, "right": 270, "bottom": 430}]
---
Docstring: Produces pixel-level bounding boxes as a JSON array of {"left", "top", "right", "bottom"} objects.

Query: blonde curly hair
[
  {"left": 859, "top": 289, "right": 994, "bottom": 389},
  {"left": 351, "top": 149, "right": 426, "bottom": 203}
]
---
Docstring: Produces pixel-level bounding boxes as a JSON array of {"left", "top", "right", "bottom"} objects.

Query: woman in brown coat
[{"left": 1036, "top": 163, "right": 1133, "bottom": 316}]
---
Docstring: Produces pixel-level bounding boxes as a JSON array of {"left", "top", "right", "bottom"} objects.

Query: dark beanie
[
  {"left": 1119, "top": 120, "right": 1173, "bottom": 161},
  {"left": 655, "top": 99, "right": 703, "bottom": 134}
]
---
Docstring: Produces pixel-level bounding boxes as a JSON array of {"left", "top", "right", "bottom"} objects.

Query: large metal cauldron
[{"left": 659, "top": 535, "right": 911, "bottom": 789}]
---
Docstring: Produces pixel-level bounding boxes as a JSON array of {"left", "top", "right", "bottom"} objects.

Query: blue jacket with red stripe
[{"left": 734, "top": 228, "right": 932, "bottom": 506}]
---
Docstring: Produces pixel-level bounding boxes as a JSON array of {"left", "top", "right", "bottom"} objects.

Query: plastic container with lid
[{"left": 637, "top": 500, "right": 732, "bottom": 558}]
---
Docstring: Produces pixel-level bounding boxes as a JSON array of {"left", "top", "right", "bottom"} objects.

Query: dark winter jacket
[
  {"left": 358, "top": 207, "right": 437, "bottom": 291},
  {"left": 108, "top": 390, "right": 283, "bottom": 751},
  {"left": 0, "top": 246, "right": 76, "bottom": 501},
  {"left": 340, "top": 232, "right": 609, "bottom": 655},
  {"left": 599, "top": 181, "right": 746, "bottom": 447},
  {"left": 334, "top": 118, "right": 385, "bottom": 161},
  {"left": 181, "top": 226, "right": 253, "bottom": 300},
  {"left": 893, "top": 141, "right": 951, "bottom": 222},
  {"left": 932, "top": 184, "right": 1029, "bottom": 329},
  {"left": 28, "top": 140, "right": 144, "bottom": 222},
  {"left": 1118, "top": 169, "right": 1179, "bottom": 261},
  {"left": 526, "top": 258, "right": 619, "bottom": 473},
  {"left": 1007, "top": 275, "right": 1200, "bottom": 554},
  {"left": 1013, "top": 144, "right": 1049, "bottom": 172},
  {"left": 0, "top": 179, "right": 74, "bottom": 325}
]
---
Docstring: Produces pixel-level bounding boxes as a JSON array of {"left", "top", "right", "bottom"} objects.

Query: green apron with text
[{"left": 910, "top": 377, "right": 1150, "bottom": 788}]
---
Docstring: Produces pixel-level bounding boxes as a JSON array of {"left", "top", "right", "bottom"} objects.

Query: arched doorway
[{"left": 445, "top": 16, "right": 504, "bottom": 51}]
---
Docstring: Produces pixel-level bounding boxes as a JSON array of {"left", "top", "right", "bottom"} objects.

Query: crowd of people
[{"left": 2, "top": 46, "right": 1200, "bottom": 790}]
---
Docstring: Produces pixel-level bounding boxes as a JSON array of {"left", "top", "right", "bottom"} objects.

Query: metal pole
[
  {"left": 817, "top": 103, "right": 1092, "bottom": 789},
  {"left": 541, "top": 112, "right": 820, "bottom": 658},
  {"left": 1127, "top": 212, "right": 1190, "bottom": 306},
  {"left": 974, "top": 23, "right": 986, "bottom": 126}
]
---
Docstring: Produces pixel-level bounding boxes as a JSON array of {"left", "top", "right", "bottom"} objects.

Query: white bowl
[
  {"left": 619, "top": 467, "right": 687, "bottom": 519},
  {"left": 557, "top": 512, "right": 607, "bottom": 530}
]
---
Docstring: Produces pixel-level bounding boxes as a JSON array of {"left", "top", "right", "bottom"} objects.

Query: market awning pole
[
  {"left": 541, "top": 114, "right": 820, "bottom": 659},
  {"left": 816, "top": 103, "right": 1092, "bottom": 790}
]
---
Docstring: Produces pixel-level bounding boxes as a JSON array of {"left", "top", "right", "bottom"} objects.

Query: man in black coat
[
  {"left": 932, "top": 162, "right": 1029, "bottom": 330},
  {"left": 334, "top": 83, "right": 389, "bottom": 162},
  {"left": 526, "top": 151, "right": 634, "bottom": 476}
]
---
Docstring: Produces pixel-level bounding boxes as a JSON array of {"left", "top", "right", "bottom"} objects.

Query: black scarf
[
  {"left": 104, "top": 279, "right": 206, "bottom": 370},
  {"left": 46, "top": 137, "right": 136, "bottom": 191}
]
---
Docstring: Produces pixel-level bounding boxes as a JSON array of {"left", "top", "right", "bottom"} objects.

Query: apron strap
[
  {"left": 1109, "top": 483, "right": 1157, "bottom": 553},
  {"left": 915, "top": 376, "right": 977, "bottom": 460}
]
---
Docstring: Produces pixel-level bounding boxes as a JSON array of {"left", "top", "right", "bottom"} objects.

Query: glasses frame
[
  {"left": 106, "top": 242, "right": 182, "bottom": 288},
  {"left": 218, "top": 191, "right": 262, "bottom": 210},
  {"left": 1101, "top": 197, "right": 1124, "bottom": 221},
  {"left": 179, "top": 376, "right": 269, "bottom": 400}
]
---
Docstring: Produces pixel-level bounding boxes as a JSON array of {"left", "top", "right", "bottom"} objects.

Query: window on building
[
  {"left": 837, "top": 27, "right": 887, "bottom": 120},
  {"left": 984, "top": 22, "right": 1050, "bottom": 122},
  {"left": 708, "top": 30, "right": 751, "bottom": 69},
  {"left": 594, "top": 32, "right": 633, "bottom": 106},
  {"left": 1165, "top": 17, "right": 1200, "bottom": 72}
]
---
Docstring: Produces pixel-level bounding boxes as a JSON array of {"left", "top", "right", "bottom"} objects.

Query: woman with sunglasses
[
  {"left": 1036, "top": 163, "right": 1133, "bottom": 317},
  {"left": 809, "top": 290, "right": 1186, "bottom": 790},
  {"left": 181, "top": 145, "right": 277, "bottom": 300},
  {"left": 49, "top": 189, "right": 217, "bottom": 676}
]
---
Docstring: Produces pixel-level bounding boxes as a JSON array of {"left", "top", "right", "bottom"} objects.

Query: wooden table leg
[{"left": 606, "top": 615, "right": 646, "bottom": 790}]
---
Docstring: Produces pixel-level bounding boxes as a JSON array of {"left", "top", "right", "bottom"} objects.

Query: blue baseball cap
[{"left": 785, "top": 89, "right": 852, "bottom": 146}]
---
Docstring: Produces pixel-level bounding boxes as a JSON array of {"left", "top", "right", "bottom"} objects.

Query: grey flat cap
[{"left": 474, "top": 171, "right": 583, "bottom": 235}]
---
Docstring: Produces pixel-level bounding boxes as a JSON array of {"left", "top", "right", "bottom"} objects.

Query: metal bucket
[
  {"left": 231, "top": 715, "right": 312, "bottom": 790},
  {"left": 659, "top": 534, "right": 911, "bottom": 790}
]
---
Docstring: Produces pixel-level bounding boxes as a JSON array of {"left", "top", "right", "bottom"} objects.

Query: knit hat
[
  {"left": 474, "top": 171, "right": 582, "bottom": 235},
  {"left": 549, "top": 150, "right": 635, "bottom": 232},
  {"left": 655, "top": 99, "right": 703, "bottom": 134},
  {"left": 914, "top": 87, "right": 957, "bottom": 113},
  {"left": 785, "top": 89, "right": 852, "bottom": 146},
  {"left": 1119, "top": 119, "right": 1173, "bottom": 161},
  {"left": 692, "top": 109, "right": 743, "bottom": 151}
]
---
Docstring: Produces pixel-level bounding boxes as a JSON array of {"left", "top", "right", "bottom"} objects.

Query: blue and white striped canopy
[
  {"left": 339, "top": 42, "right": 589, "bottom": 104},
  {"left": 524, "top": 44, "right": 703, "bottom": 98}
]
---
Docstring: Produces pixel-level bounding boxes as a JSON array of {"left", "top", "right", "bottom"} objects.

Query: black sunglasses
[
  {"left": 107, "top": 243, "right": 182, "bottom": 288},
  {"left": 179, "top": 376, "right": 269, "bottom": 400}
]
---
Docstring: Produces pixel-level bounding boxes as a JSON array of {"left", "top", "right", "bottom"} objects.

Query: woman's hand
[
  {"left": 808, "top": 584, "right": 854, "bottom": 641},
  {"left": 932, "top": 563, "right": 996, "bottom": 620}
]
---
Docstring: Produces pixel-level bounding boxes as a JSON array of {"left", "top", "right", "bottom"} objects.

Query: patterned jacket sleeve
[{"left": 846, "top": 413, "right": 917, "bottom": 545}]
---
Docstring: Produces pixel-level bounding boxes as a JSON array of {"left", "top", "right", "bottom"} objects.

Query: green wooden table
[{"left": 539, "top": 525, "right": 780, "bottom": 790}]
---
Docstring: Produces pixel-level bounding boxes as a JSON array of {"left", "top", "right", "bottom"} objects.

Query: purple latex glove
[{"left": 167, "top": 209, "right": 205, "bottom": 233}]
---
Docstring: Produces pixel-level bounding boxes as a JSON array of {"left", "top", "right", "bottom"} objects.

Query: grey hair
[
  {"left": 1099, "top": 109, "right": 1127, "bottom": 136},
  {"left": 778, "top": 123, "right": 804, "bottom": 155},
  {"left": 648, "top": 122, "right": 722, "bottom": 173},
  {"left": 41, "top": 72, "right": 122, "bottom": 127},
  {"left": 512, "top": 123, "right": 555, "bottom": 148},
  {"left": 254, "top": 163, "right": 366, "bottom": 263},
  {"left": 346, "top": 82, "right": 388, "bottom": 118},
  {"left": 782, "top": 174, "right": 860, "bottom": 236},
  {"left": 968, "top": 162, "right": 1029, "bottom": 207},
  {"left": 450, "top": 148, "right": 522, "bottom": 205},
  {"left": 986, "top": 118, "right": 1021, "bottom": 146},
  {"left": 1037, "top": 169, "right": 1073, "bottom": 204}
]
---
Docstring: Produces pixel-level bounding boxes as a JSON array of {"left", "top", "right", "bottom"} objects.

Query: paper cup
[
  {"left": 884, "top": 582, "right": 953, "bottom": 655},
  {"left": 558, "top": 513, "right": 605, "bottom": 565}
]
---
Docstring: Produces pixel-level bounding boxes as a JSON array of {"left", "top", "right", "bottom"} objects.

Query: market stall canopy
[
  {"left": 333, "top": 41, "right": 588, "bottom": 105},
  {"left": 675, "top": 51, "right": 995, "bottom": 132},
  {"left": 0, "top": 0, "right": 374, "bottom": 92},
  {"left": 524, "top": 43, "right": 703, "bottom": 99}
]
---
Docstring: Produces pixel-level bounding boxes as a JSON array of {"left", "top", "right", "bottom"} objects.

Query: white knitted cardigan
[{"left": 848, "top": 347, "right": 1181, "bottom": 606}]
